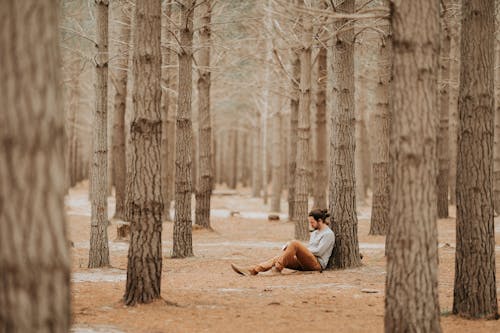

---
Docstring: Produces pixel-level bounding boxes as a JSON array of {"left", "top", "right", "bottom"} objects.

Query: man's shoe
[{"left": 231, "top": 263, "right": 256, "bottom": 276}]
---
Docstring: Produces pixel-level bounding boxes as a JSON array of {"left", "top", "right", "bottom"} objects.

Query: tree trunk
[
  {"left": 384, "top": 1, "right": 442, "bottom": 331},
  {"left": 124, "top": 0, "right": 163, "bottom": 305},
  {"left": 453, "top": 0, "right": 498, "bottom": 319},
  {"left": 294, "top": 0, "right": 312, "bottom": 241},
  {"left": 493, "top": 5, "right": 500, "bottom": 212},
  {"left": 313, "top": 46, "right": 327, "bottom": 210},
  {"left": 289, "top": 51, "right": 300, "bottom": 220},
  {"left": 0, "top": 1, "right": 70, "bottom": 330},
  {"left": 328, "top": 0, "right": 361, "bottom": 269},
  {"left": 252, "top": 115, "right": 262, "bottom": 197},
  {"left": 437, "top": 0, "right": 452, "bottom": 218},
  {"left": 195, "top": 0, "right": 213, "bottom": 229},
  {"left": 369, "top": 0, "right": 391, "bottom": 236},
  {"left": 271, "top": 111, "right": 282, "bottom": 212},
  {"left": 111, "top": 0, "right": 131, "bottom": 221},
  {"left": 89, "top": 0, "right": 110, "bottom": 268},
  {"left": 173, "top": 0, "right": 196, "bottom": 258}
]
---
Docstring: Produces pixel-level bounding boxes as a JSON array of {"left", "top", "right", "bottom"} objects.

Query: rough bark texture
[
  {"left": 89, "top": 0, "right": 110, "bottom": 268},
  {"left": 493, "top": 4, "right": 500, "bottom": 212},
  {"left": 173, "top": 0, "right": 196, "bottom": 258},
  {"left": 369, "top": 0, "right": 391, "bottom": 236},
  {"left": 124, "top": 0, "right": 163, "bottom": 305},
  {"left": 384, "top": 1, "right": 442, "bottom": 332},
  {"left": 0, "top": 1, "right": 71, "bottom": 330},
  {"left": 313, "top": 46, "right": 327, "bottom": 210},
  {"left": 111, "top": 0, "right": 131, "bottom": 221},
  {"left": 453, "top": 0, "right": 498, "bottom": 319},
  {"left": 195, "top": 0, "right": 213, "bottom": 229},
  {"left": 271, "top": 111, "right": 282, "bottom": 212},
  {"left": 328, "top": 0, "right": 361, "bottom": 269},
  {"left": 294, "top": 0, "right": 312, "bottom": 241},
  {"left": 437, "top": 0, "right": 452, "bottom": 218},
  {"left": 288, "top": 50, "right": 300, "bottom": 220}
]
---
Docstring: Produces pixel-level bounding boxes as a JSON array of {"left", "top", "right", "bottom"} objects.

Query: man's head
[{"left": 308, "top": 208, "right": 330, "bottom": 230}]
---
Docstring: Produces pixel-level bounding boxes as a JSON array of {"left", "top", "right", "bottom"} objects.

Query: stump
[
  {"left": 116, "top": 221, "right": 130, "bottom": 240},
  {"left": 268, "top": 214, "right": 280, "bottom": 221},
  {"left": 230, "top": 211, "right": 241, "bottom": 217}
]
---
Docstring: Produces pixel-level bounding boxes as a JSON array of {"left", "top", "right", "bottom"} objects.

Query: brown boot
[{"left": 231, "top": 263, "right": 257, "bottom": 276}]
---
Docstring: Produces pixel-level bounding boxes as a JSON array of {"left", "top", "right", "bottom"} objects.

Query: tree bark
[
  {"left": 124, "top": 0, "right": 163, "bottom": 305},
  {"left": 453, "top": 0, "right": 498, "bottom": 319},
  {"left": 173, "top": 0, "right": 196, "bottom": 258},
  {"left": 252, "top": 114, "right": 262, "bottom": 197},
  {"left": 0, "top": 1, "right": 70, "bottom": 330},
  {"left": 493, "top": 4, "right": 500, "bottom": 212},
  {"left": 89, "top": 0, "right": 110, "bottom": 268},
  {"left": 294, "top": 0, "right": 312, "bottom": 241},
  {"left": 111, "top": 0, "right": 131, "bottom": 221},
  {"left": 369, "top": 0, "right": 391, "bottom": 236},
  {"left": 271, "top": 111, "right": 283, "bottom": 212},
  {"left": 384, "top": 1, "right": 442, "bottom": 332},
  {"left": 195, "top": 0, "right": 213, "bottom": 229},
  {"left": 289, "top": 50, "right": 300, "bottom": 220},
  {"left": 328, "top": 0, "right": 361, "bottom": 269},
  {"left": 313, "top": 46, "right": 327, "bottom": 210}
]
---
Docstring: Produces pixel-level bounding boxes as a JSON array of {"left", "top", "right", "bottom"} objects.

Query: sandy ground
[{"left": 68, "top": 183, "right": 500, "bottom": 333}]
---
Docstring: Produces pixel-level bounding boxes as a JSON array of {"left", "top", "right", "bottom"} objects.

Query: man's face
[{"left": 308, "top": 216, "right": 319, "bottom": 230}]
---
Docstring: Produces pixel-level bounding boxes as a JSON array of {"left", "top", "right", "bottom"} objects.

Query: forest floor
[{"left": 68, "top": 182, "right": 500, "bottom": 333}]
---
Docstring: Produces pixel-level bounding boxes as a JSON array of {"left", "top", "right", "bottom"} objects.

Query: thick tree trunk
[
  {"left": 369, "top": 0, "right": 391, "bottom": 236},
  {"left": 313, "top": 46, "right": 327, "bottom": 210},
  {"left": 124, "top": 0, "right": 163, "bottom": 305},
  {"left": 384, "top": 1, "right": 442, "bottom": 332},
  {"left": 89, "top": 0, "right": 110, "bottom": 268},
  {"left": 328, "top": 0, "right": 361, "bottom": 269},
  {"left": 0, "top": 1, "right": 70, "bottom": 331},
  {"left": 453, "top": 0, "right": 498, "bottom": 319},
  {"left": 294, "top": 0, "right": 312, "bottom": 241},
  {"left": 173, "top": 0, "right": 196, "bottom": 258},
  {"left": 271, "top": 111, "right": 282, "bottom": 212},
  {"left": 195, "top": 0, "right": 213, "bottom": 229},
  {"left": 493, "top": 5, "right": 500, "bottom": 212},
  {"left": 289, "top": 51, "right": 300, "bottom": 220},
  {"left": 437, "top": 0, "right": 452, "bottom": 218},
  {"left": 111, "top": 0, "right": 131, "bottom": 221}
]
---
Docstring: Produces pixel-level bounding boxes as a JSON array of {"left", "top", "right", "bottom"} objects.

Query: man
[{"left": 231, "top": 209, "right": 335, "bottom": 275}]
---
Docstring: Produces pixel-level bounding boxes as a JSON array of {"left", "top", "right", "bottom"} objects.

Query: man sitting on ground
[{"left": 231, "top": 208, "right": 335, "bottom": 276}]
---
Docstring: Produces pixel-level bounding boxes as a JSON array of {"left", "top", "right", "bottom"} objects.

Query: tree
[
  {"left": 294, "top": 0, "right": 312, "bottom": 241},
  {"left": 493, "top": 2, "right": 500, "bottom": 212},
  {"left": 288, "top": 48, "right": 300, "bottom": 220},
  {"left": 271, "top": 109, "right": 283, "bottom": 212},
  {"left": 369, "top": 0, "right": 391, "bottom": 236},
  {"left": 328, "top": 0, "right": 361, "bottom": 268},
  {"left": 453, "top": 0, "right": 498, "bottom": 319},
  {"left": 124, "top": 0, "right": 163, "bottom": 305},
  {"left": 111, "top": 0, "right": 131, "bottom": 221},
  {"left": 89, "top": 0, "right": 110, "bottom": 268},
  {"left": 173, "top": 0, "right": 197, "bottom": 258},
  {"left": 384, "top": 1, "right": 442, "bottom": 331},
  {"left": 195, "top": 0, "right": 213, "bottom": 228},
  {"left": 0, "top": 1, "right": 70, "bottom": 330}
]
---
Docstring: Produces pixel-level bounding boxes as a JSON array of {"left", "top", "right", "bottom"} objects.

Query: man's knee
[{"left": 289, "top": 240, "right": 301, "bottom": 248}]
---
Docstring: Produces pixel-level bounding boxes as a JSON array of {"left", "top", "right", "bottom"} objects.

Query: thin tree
[
  {"left": 271, "top": 109, "right": 283, "bottom": 212},
  {"left": 288, "top": 48, "right": 300, "bottom": 220},
  {"left": 89, "top": 0, "right": 110, "bottom": 268},
  {"left": 294, "top": 0, "right": 312, "bottom": 241},
  {"left": 124, "top": 0, "right": 163, "bottom": 305},
  {"left": 453, "top": 0, "right": 498, "bottom": 319},
  {"left": 369, "top": 0, "right": 391, "bottom": 236},
  {"left": 328, "top": 0, "right": 361, "bottom": 268},
  {"left": 384, "top": 1, "right": 442, "bottom": 331},
  {"left": 0, "top": 1, "right": 70, "bottom": 330},
  {"left": 173, "top": 0, "right": 196, "bottom": 258},
  {"left": 195, "top": 0, "right": 213, "bottom": 229}
]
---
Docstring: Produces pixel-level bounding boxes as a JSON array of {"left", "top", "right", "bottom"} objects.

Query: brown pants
[{"left": 253, "top": 240, "right": 322, "bottom": 274}]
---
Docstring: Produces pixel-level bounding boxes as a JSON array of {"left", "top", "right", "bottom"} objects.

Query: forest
[{"left": 0, "top": 0, "right": 499, "bottom": 332}]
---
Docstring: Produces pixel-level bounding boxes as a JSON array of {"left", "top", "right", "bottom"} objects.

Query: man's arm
[{"left": 308, "top": 232, "right": 335, "bottom": 256}]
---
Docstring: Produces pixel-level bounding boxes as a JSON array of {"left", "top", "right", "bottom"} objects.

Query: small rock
[
  {"left": 268, "top": 302, "right": 280, "bottom": 306},
  {"left": 361, "top": 289, "right": 380, "bottom": 294},
  {"left": 268, "top": 214, "right": 280, "bottom": 221},
  {"left": 230, "top": 211, "right": 241, "bottom": 217}
]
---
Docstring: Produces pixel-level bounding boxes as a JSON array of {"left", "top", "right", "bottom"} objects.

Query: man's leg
[{"left": 275, "top": 240, "right": 321, "bottom": 272}]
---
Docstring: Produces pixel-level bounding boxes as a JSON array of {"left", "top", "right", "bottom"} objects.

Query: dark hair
[{"left": 308, "top": 208, "right": 330, "bottom": 225}]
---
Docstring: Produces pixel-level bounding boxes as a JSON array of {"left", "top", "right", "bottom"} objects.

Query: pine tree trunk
[
  {"left": 195, "top": 0, "right": 213, "bottom": 229},
  {"left": 271, "top": 111, "right": 282, "bottom": 212},
  {"left": 294, "top": 0, "right": 312, "bottom": 241},
  {"left": 89, "top": 0, "right": 110, "bottom": 268},
  {"left": 493, "top": 6, "right": 500, "bottom": 212},
  {"left": 111, "top": 0, "right": 131, "bottom": 221},
  {"left": 289, "top": 51, "right": 300, "bottom": 220},
  {"left": 124, "top": 0, "right": 163, "bottom": 305},
  {"left": 313, "top": 46, "right": 327, "bottom": 210},
  {"left": 453, "top": 0, "right": 498, "bottom": 319},
  {"left": 437, "top": 0, "right": 452, "bottom": 218},
  {"left": 0, "top": 1, "right": 70, "bottom": 330},
  {"left": 328, "top": 0, "right": 360, "bottom": 269},
  {"left": 252, "top": 116, "right": 262, "bottom": 197},
  {"left": 384, "top": 1, "right": 442, "bottom": 331},
  {"left": 369, "top": 0, "right": 391, "bottom": 236},
  {"left": 173, "top": 0, "right": 196, "bottom": 258}
]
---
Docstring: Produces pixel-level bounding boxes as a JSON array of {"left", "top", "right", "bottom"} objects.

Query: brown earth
[{"left": 69, "top": 183, "right": 500, "bottom": 333}]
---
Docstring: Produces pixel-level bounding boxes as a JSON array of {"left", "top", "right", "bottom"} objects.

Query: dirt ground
[{"left": 68, "top": 183, "right": 500, "bottom": 333}]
